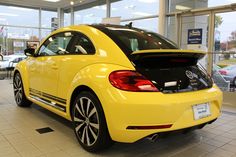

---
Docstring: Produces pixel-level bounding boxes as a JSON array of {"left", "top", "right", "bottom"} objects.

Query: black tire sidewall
[
  {"left": 233, "top": 77, "right": 236, "bottom": 87},
  {"left": 72, "top": 91, "right": 112, "bottom": 152},
  {"left": 14, "top": 72, "right": 31, "bottom": 107}
]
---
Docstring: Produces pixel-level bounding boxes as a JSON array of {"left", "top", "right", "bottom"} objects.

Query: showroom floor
[{"left": 0, "top": 80, "right": 236, "bottom": 157}]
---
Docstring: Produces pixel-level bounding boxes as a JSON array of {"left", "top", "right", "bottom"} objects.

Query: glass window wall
[
  {"left": 213, "top": 12, "right": 236, "bottom": 92},
  {"left": 0, "top": 5, "right": 58, "bottom": 55},
  {"left": 41, "top": 10, "right": 57, "bottom": 28},
  {"left": 64, "top": 12, "right": 71, "bottom": 27},
  {"left": 0, "top": 6, "right": 39, "bottom": 27},
  {"left": 0, "top": 27, "right": 39, "bottom": 55},
  {"left": 121, "top": 18, "right": 158, "bottom": 32},
  {"left": 169, "top": 0, "right": 236, "bottom": 13},
  {"left": 111, "top": 0, "right": 159, "bottom": 19},
  {"left": 74, "top": 4, "right": 106, "bottom": 24}
]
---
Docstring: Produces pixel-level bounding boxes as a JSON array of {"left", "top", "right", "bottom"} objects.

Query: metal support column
[
  {"left": 57, "top": 8, "right": 64, "bottom": 28},
  {"left": 158, "top": 0, "right": 166, "bottom": 35},
  {"left": 176, "top": 13, "right": 182, "bottom": 47},
  {"left": 106, "top": 0, "right": 111, "bottom": 18},
  {"left": 39, "top": 8, "right": 42, "bottom": 41},
  {"left": 71, "top": 7, "right": 74, "bottom": 25},
  {"left": 207, "top": 12, "right": 215, "bottom": 75}
]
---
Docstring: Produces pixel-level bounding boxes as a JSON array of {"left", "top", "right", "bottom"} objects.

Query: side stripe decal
[
  {"left": 29, "top": 88, "right": 67, "bottom": 104},
  {"left": 29, "top": 88, "right": 67, "bottom": 112}
]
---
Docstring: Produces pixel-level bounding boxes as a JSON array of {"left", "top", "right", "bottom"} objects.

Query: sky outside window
[
  {"left": 0, "top": 5, "right": 39, "bottom": 27},
  {"left": 111, "top": 0, "right": 159, "bottom": 19},
  {"left": 74, "top": 5, "right": 106, "bottom": 24}
]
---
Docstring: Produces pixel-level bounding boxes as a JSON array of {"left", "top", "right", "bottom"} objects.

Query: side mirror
[{"left": 24, "top": 48, "right": 35, "bottom": 56}]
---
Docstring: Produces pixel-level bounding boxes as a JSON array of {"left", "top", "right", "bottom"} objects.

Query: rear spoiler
[{"left": 131, "top": 49, "right": 206, "bottom": 55}]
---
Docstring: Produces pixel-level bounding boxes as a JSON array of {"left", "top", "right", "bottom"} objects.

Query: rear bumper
[
  {"left": 101, "top": 84, "right": 222, "bottom": 143},
  {"left": 147, "top": 118, "right": 217, "bottom": 139}
]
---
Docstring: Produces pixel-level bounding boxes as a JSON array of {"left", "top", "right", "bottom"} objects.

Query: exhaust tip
[{"left": 147, "top": 134, "right": 159, "bottom": 142}]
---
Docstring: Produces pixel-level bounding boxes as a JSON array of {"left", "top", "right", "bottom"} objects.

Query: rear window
[{"left": 92, "top": 25, "right": 178, "bottom": 56}]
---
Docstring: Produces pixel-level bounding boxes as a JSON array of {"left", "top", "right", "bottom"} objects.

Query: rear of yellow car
[
  {"left": 101, "top": 84, "right": 221, "bottom": 143},
  {"left": 13, "top": 24, "right": 222, "bottom": 152},
  {"left": 91, "top": 25, "right": 222, "bottom": 143}
]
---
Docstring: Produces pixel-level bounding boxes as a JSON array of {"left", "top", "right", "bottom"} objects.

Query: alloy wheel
[
  {"left": 73, "top": 97, "right": 100, "bottom": 146},
  {"left": 13, "top": 74, "right": 23, "bottom": 105}
]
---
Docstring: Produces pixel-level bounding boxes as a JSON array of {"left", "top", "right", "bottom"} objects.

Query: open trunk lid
[{"left": 130, "top": 49, "right": 213, "bottom": 93}]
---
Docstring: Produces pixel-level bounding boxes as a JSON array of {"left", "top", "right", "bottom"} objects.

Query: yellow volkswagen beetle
[{"left": 13, "top": 24, "right": 222, "bottom": 152}]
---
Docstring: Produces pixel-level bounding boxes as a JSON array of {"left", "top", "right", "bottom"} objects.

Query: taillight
[
  {"left": 219, "top": 70, "right": 227, "bottom": 75},
  {"left": 109, "top": 70, "right": 159, "bottom": 92}
]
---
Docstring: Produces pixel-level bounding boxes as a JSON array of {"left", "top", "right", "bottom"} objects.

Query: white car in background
[
  {"left": 219, "top": 65, "right": 236, "bottom": 86},
  {"left": 0, "top": 54, "right": 27, "bottom": 69}
]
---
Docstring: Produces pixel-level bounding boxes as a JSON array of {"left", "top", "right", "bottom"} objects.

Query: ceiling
[{"left": 0, "top": 0, "right": 97, "bottom": 10}]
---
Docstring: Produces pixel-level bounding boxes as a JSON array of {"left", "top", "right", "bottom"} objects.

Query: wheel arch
[
  {"left": 69, "top": 85, "right": 101, "bottom": 120},
  {"left": 13, "top": 63, "right": 30, "bottom": 98}
]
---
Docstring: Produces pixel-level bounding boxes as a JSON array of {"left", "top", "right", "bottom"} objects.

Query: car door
[
  {"left": 57, "top": 32, "right": 96, "bottom": 101},
  {"left": 30, "top": 32, "right": 74, "bottom": 106}
]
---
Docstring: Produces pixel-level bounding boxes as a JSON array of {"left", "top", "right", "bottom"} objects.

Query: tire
[
  {"left": 13, "top": 72, "right": 32, "bottom": 107},
  {"left": 233, "top": 77, "right": 236, "bottom": 87},
  {"left": 72, "top": 91, "right": 113, "bottom": 152}
]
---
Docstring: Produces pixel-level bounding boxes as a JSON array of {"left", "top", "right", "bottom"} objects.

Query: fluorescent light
[
  {"left": 85, "top": 13, "right": 94, "bottom": 17},
  {"left": 132, "top": 11, "right": 152, "bottom": 17},
  {"left": 228, "top": 0, "right": 236, "bottom": 3},
  {"left": 8, "top": 6, "right": 32, "bottom": 11},
  {"left": 0, "top": 13, "right": 18, "bottom": 16},
  {"left": 125, "top": 5, "right": 136, "bottom": 9},
  {"left": 43, "top": 0, "right": 60, "bottom": 2},
  {"left": 111, "top": 7, "right": 118, "bottom": 11},
  {"left": 92, "top": 6, "right": 106, "bottom": 10},
  {"left": 93, "top": 6, "right": 99, "bottom": 9},
  {"left": 176, "top": 5, "right": 191, "bottom": 10},
  {"left": 138, "top": 0, "right": 157, "bottom": 3}
]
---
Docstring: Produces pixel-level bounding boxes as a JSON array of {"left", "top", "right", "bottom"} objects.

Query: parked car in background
[
  {"left": 0, "top": 54, "right": 4, "bottom": 79},
  {"left": 219, "top": 64, "right": 236, "bottom": 86},
  {"left": 0, "top": 54, "right": 27, "bottom": 69},
  {"left": 213, "top": 64, "right": 230, "bottom": 91}
]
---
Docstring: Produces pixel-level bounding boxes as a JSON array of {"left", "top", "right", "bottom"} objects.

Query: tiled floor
[{"left": 1, "top": 79, "right": 236, "bottom": 157}]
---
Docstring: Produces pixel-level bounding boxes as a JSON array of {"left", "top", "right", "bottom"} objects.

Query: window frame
[{"left": 36, "top": 31, "right": 96, "bottom": 57}]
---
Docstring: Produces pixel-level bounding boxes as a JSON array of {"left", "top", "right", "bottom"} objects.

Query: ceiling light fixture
[
  {"left": 70, "top": 1, "right": 74, "bottom": 5},
  {"left": 8, "top": 6, "right": 32, "bottom": 11},
  {"left": 175, "top": 5, "right": 191, "bottom": 11},
  {"left": 0, "top": 18, "right": 6, "bottom": 21},
  {"left": 43, "top": 0, "right": 60, "bottom": 2},
  {"left": 0, "top": 13, "right": 19, "bottom": 17}
]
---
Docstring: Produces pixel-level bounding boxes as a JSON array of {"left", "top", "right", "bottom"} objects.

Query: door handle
[{"left": 30, "top": 67, "right": 36, "bottom": 71}]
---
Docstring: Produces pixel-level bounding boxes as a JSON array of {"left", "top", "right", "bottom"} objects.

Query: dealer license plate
[{"left": 193, "top": 103, "right": 211, "bottom": 120}]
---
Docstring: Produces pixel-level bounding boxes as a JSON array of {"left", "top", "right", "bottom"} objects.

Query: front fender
[{"left": 14, "top": 60, "right": 30, "bottom": 97}]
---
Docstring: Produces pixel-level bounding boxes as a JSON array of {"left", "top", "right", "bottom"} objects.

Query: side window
[
  {"left": 38, "top": 32, "right": 73, "bottom": 56},
  {"left": 70, "top": 33, "right": 95, "bottom": 55}
]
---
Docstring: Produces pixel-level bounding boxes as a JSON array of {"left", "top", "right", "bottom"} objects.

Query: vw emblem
[{"left": 186, "top": 70, "right": 194, "bottom": 79}]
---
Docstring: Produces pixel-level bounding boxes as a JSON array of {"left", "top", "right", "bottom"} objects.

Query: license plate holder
[{"left": 193, "top": 103, "right": 211, "bottom": 120}]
